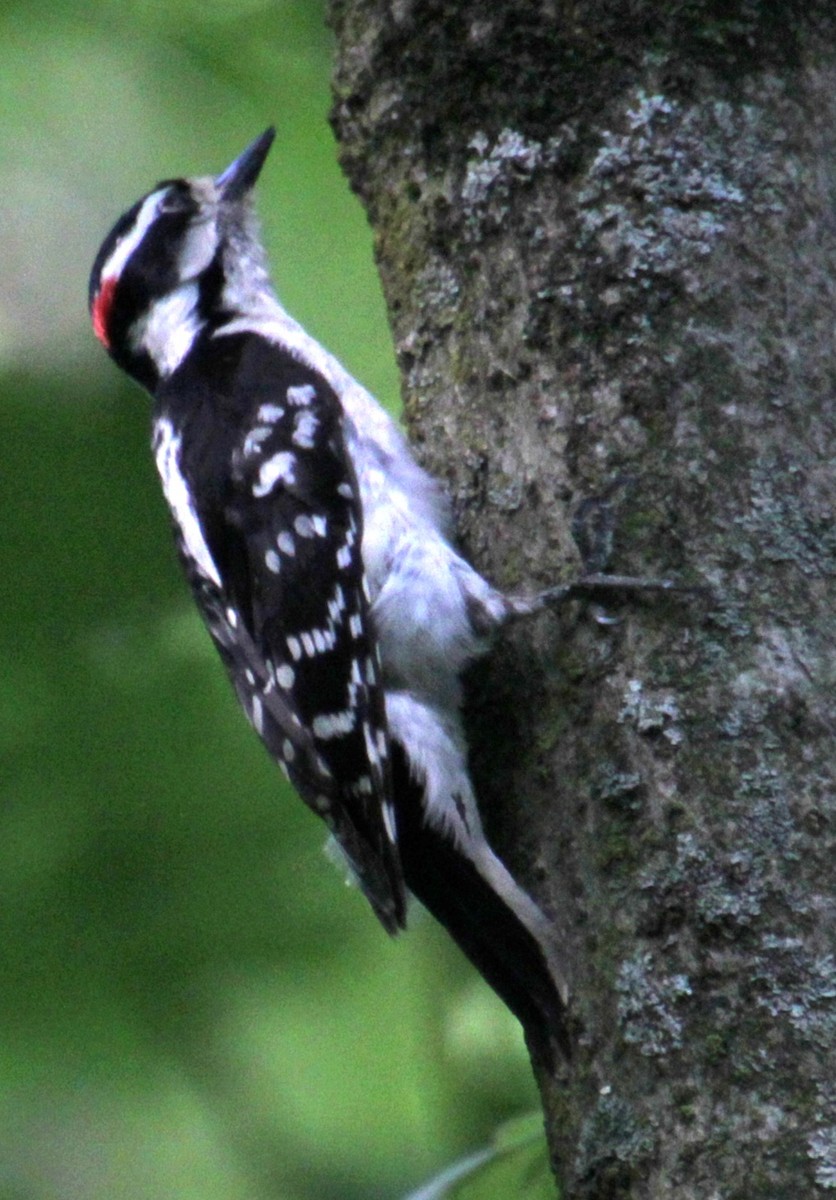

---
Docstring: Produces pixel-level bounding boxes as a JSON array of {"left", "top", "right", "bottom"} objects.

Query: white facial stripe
[
  {"left": 131, "top": 284, "right": 203, "bottom": 377},
  {"left": 99, "top": 188, "right": 168, "bottom": 284},
  {"left": 176, "top": 218, "right": 220, "bottom": 281}
]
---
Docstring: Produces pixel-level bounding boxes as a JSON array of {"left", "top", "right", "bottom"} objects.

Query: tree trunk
[{"left": 328, "top": 3, "right": 836, "bottom": 1196}]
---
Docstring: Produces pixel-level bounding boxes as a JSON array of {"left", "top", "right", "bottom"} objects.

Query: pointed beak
[{"left": 216, "top": 127, "right": 276, "bottom": 200}]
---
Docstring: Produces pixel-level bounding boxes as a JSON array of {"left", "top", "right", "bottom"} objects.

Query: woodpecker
[{"left": 89, "top": 128, "right": 573, "bottom": 1064}]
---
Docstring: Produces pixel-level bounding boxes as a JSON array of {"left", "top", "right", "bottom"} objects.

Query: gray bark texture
[{"left": 327, "top": 3, "right": 836, "bottom": 1197}]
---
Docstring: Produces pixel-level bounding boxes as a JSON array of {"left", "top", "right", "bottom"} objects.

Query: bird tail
[{"left": 389, "top": 740, "right": 571, "bottom": 1068}]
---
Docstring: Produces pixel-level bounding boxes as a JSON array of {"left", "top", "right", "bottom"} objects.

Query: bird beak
[{"left": 216, "top": 127, "right": 276, "bottom": 200}]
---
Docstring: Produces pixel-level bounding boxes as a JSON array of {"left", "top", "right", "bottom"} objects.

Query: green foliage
[
  {"left": 0, "top": 3, "right": 542, "bottom": 1197},
  {"left": 403, "top": 1114, "right": 554, "bottom": 1200}
]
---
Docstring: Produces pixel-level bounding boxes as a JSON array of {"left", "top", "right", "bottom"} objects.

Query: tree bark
[{"left": 328, "top": 3, "right": 836, "bottom": 1196}]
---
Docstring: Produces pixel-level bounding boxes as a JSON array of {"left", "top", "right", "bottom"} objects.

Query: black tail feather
[{"left": 390, "top": 745, "right": 571, "bottom": 1067}]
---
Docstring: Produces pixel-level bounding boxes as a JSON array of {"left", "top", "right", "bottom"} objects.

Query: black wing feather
[{"left": 155, "top": 331, "right": 406, "bottom": 931}]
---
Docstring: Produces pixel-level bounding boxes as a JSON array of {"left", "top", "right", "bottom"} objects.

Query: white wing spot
[
  {"left": 253, "top": 451, "right": 297, "bottom": 497},
  {"left": 349, "top": 613, "right": 363, "bottom": 639},
  {"left": 257, "top": 403, "right": 285, "bottom": 422},
  {"left": 277, "top": 531, "right": 296, "bottom": 556},
  {"left": 251, "top": 696, "right": 264, "bottom": 736},
  {"left": 300, "top": 632, "right": 316, "bottom": 657},
  {"left": 243, "top": 426, "right": 273, "bottom": 457},
  {"left": 287, "top": 636, "right": 302, "bottom": 661},
  {"left": 336, "top": 542, "right": 352, "bottom": 569},
  {"left": 294, "top": 514, "right": 315, "bottom": 538},
  {"left": 292, "top": 410, "right": 319, "bottom": 449},
  {"left": 337, "top": 482, "right": 353, "bottom": 500},
  {"left": 312, "top": 711, "right": 356, "bottom": 739},
  {"left": 265, "top": 549, "right": 281, "bottom": 574},
  {"left": 276, "top": 663, "right": 295, "bottom": 689},
  {"left": 312, "top": 514, "right": 328, "bottom": 537},
  {"left": 287, "top": 384, "right": 316, "bottom": 407},
  {"left": 282, "top": 739, "right": 296, "bottom": 763}
]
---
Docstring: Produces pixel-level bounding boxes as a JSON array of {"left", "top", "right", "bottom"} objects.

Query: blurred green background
[{"left": 1, "top": 2, "right": 545, "bottom": 1197}]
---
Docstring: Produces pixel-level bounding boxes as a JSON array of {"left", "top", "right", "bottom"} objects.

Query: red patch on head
[{"left": 91, "top": 276, "right": 117, "bottom": 349}]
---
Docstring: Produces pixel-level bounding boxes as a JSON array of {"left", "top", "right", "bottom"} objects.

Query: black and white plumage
[{"left": 89, "top": 129, "right": 570, "bottom": 1063}]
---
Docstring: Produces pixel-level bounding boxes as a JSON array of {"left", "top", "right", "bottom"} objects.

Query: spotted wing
[{"left": 156, "top": 333, "right": 405, "bottom": 932}]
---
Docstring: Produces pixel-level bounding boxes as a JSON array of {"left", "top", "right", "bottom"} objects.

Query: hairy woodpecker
[{"left": 89, "top": 129, "right": 572, "bottom": 1064}]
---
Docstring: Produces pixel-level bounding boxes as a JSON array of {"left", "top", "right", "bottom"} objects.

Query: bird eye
[{"left": 159, "top": 194, "right": 189, "bottom": 215}]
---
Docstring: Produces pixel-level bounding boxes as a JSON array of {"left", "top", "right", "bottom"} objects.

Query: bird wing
[{"left": 155, "top": 334, "right": 406, "bottom": 932}]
